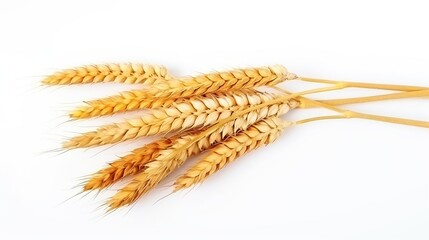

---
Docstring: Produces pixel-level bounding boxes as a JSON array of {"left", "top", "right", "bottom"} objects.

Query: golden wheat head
[
  {"left": 83, "top": 138, "right": 175, "bottom": 191},
  {"left": 173, "top": 116, "right": 290, "bottom": 191},
  {"left": 70, "top": 90, "right": 177, "bottom": 119},
  {"left": 105, "top": 111, "right": 294, "bottom": 210},
  {"left": 144, "top": 65, "right": 297, "bottom": 99},
  {"left": 42, "top": 63, "right": 170, "bottom": 85},
  {"left": 63, "top": 90, "right": 288, "bottom": 148}
]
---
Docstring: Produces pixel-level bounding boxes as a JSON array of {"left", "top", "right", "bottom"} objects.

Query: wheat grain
[
  {"left": 143, "top": 65, "right": 297, "bottom": 98},
  {"left": 63, "top": 90, "right": 289, "bottom": 148},
  {"left": 174, "top": 116, "right": 290, "bottom": 191},
  {"left": 42, "top": 63, "right": 170, "bottom": 85}
]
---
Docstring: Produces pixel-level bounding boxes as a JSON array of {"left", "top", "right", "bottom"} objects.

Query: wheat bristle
[
  {"left": 42, "top": 63, "right": 170, "bottom": 85},
  {"left": 173, "top": 116, "right": 290, "bottom": 191}
]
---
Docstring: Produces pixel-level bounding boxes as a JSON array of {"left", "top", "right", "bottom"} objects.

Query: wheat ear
[
  {"left": 70, "top": 89, "right": 258, "bottom": 119},
  {"left": 83, "top": 138, "right": 175, "bottom": 191},
  {"left": 71, "top": 65, "right": 295, "bottom": 118},
  {"left": 105, "top": 98, "right": 297, "bottom": 210},
  {"left": 70, "top": 90, "right": 177, "bottom": 119},
  {"left": 42, "top": 63, "right": 170, "bottom": 85},
  {"left": 106, "top": 101, "right": 296, "bottom": 209},
  {"left": 104, "top": 112, "right": 264, "bottom": 209},
  {"left": 173, "top": 116, "right": 290, "bottom": 191},
  {"left": 142, "top": 65, "right": 297, "bottom": 98},
  {"left": 63, "top": 91, "right": 286, "bottom": 149}
]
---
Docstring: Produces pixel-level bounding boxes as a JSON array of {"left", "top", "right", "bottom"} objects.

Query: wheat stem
[
  {"left": 317, "top": 89, "right": 429, "bottom": 106},
  {"left": 299, "top": 77, "right": 429, "bottom": 91},
  {"left": 288, "top": 90, "right": 429, "bottom": 128},
  {"left": 295, "top": 115, "right": 347, "bottom": 124},
  {"left": 271, "top": 86, "right": 429, "bottom": 107}
]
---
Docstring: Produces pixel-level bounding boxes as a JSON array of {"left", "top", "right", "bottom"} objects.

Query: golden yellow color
[
  {"left": 44, "top": 63, "right": 429, "bottom": 212},
  {"left": 63, "top": 90, "right": 288, "bottom": 148},
  {"left": 42, "top": 63, "right": 170, "bottom": 85},
  {"left": 174, "top": 116, "right": 290, "bottom": 191}
]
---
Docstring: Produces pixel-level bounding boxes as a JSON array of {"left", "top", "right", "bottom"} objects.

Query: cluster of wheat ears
[{"left": 43, "top": 63, "right": 429, "bottom": 211}]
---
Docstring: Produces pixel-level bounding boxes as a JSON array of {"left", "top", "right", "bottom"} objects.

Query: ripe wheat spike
[
  {"left": 70, "top": 90, "right": 176, "bottom": 119},
  {"left": 42, "top": 63, "right": 170, "bottom": 85},
  {"left": 70, "top": 89, "right": 259, "bottom": 119},
  {"left": 174, "top": 116, "right": 290, "bottom": 191},
  {"left": 105, "top": 111, "right": 269, "bottom": 209},
  {"left": 144, "top": 65, "right": 297, "bottom": 98},
  {"left": 63, "top": 91, "right": 289, "bottom": 149},
  {"left": 83, "top": 138, "right": 175, "bottom": 191}
]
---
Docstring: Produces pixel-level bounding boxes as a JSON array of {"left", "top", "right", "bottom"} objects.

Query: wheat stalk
[
  {"left": 42, "top": 63, "right": 170, "bottom": 85},
  {"left": 63, "top": 91, "right": 291, "bottom": 148},
  {"left": 173, "top": 116, "right": 290, "bottom": 191}
]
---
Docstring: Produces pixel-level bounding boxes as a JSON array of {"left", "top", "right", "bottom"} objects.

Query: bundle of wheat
[{"left": 44, "top": 63, "right": 429, "bottom": 212}]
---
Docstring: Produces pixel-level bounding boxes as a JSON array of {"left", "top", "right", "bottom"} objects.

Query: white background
[{"left": 1, "top": 0, "right": 428, "bottom": 239}]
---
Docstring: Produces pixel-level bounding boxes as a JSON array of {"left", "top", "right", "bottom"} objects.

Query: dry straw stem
[
  {"left": 174, "top": 116, "right": 290, "bottom": 191},
  {"left": 270, "top": 86, "right": 429, "bottom": 128},
  {"left": 83, "top": 137, "right": 176, "bottom": 191},
  {"left": 294, "top": 76, "right": 429, "bottom": 107},
  {"left": 42, "top": 63, "right": 170, "bottom": 85},
  {"left": 63, "top": 90, "right": 291, "bottom": 149},
  {"left": 307, "top": 89, "right": 429, "bottom": 107},
  {"left": 143, "top": 65, "right": 297, "bottom": 99},
  {"left": 106, "top": 102, "right": 296, "bottom": 209},
  {"left": 297, "top": 95, "right": 429, "bottom": 128},
  {"left": 299, "top": 77, "right": 429, "bottom": 92}
]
